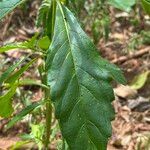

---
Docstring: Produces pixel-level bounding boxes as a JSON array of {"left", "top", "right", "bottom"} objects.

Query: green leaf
[
  {"left": 0, "top": 0, "right": 26, "bottom": 20},
  {"left": 0, "top": 44, "right": 21, "bottom": 53},
  {"left": 22, "top": 33, "right": 38, "bottom": 50},
  {"left": 18, "top": 78, "right": 49, "bottom": 89},
  {"left": 7, "top": 102, "right": 41, "bottom": 129},
  {"left": 38, "top": 36, "right": 51, "bottom": 50},
  {"left": 108, "top": 0, "right": 136, "bottom": 12},
  {"left": 142, "top": 0, "right": 150, "bottom": 15},
  {"left": 9, "top": 141, "right": 30, "bottom": 150},
  {"left": 130, "top": 71, "right": 150, "bottom": 90},
  {"left": 6, "top": 58, "right": 37, "bottom": 84},
  {"left": 46, "top": 3, "right": 126, "bottom": 150},
  {"left": 0, "top": 34, "right": 38, "bottom": 53},
  {"left": 0, "top": 58, "right": 24, "bottom": 86},
  {"left": 30, "top": 123, "right": 45, "bottom": 150},
  {"left": 0, "top": 84, "right": 17, "bottom": 118},
  {"left": 36, "top": 0, "right": 55, "bottom": 38}
]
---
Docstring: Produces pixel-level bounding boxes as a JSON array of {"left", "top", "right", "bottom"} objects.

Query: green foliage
[
  {"left": 36, "top": 0, "right": 51, "bottom": 28},
  {"left": 108, "top": 0, "right": 136, "bottom": 12},
  {"left": 0, "top": 58, "right": 24, "bottom": 86},
  {"left": 46, "top": 2, "right": 126, "bottom": 149},
  {"left": 0, "top": 34, "right": 38, "bottom": 53},
  {"left": 6, "top": 58, "right": 37, "bottom": 84},
  {"left": 69, "top": 0, "right": 86, "bottom": 15},
  {"left": 30, "top": 123, "right": 45, "bottom": 150},
  {"left": 80, "top": 1, "right": 109, "bottom": 43},
  {"left": 38, "top": 36, "right": 51, "bottom": 50},
  {"left": 18, "top": 79, "right": 49, "bottom": 89},
  {"left": 0, "top": 57, "right": 37, "bottom": 118},
  {"left": 0, "top": 84, "right": 17, "bottom": 117},
  {"left": 92, "top": 16, "right": 110, "bottom": 43},
  {"left": 9, "top": 141, "right": 30, "bottom": 150},
  {"left": 36, "top": 0, "right": 55, "bottom": 38},
  {"left": 125, "top": 31, "right": 150, "bottom": 51},
  {"left": 0, "top": 0, "right": 26, "bottom": 20},
  {"left": 83, "top": 0, "right": 110, "bottom": 44},
  {"left": 7, "top": 102, "right": 42, "bottom": 129},
  {"left": 142, "top": 0, "right": 150, "bottom": 15}
]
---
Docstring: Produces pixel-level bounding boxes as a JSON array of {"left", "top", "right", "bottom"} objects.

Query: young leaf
[
  {"left": 38, "top": 36, "right": 51, "bottom": 50},
  {"left": 0, "top": 34, "right": 38, "bottom": 53},
  {"left": 46, "top": 3, "right": 126, "bottom": 150},
  {"left": 7, "top": 102, "right": 42, "bottom": 129},
  {"left": 108, "top": 0, "right": 136, "bottom": 12},
  {"left": 6, "top": 58, "right": 37, "bottom": 84},
  {"left": 0, "top": 0, "right": 26, "bottom": 20},
  {"left": 0, "top": 84, "right": 17, "bottom": 118},
  {"left": 30, "top": 123, "right": 45, "bottom": 150}
]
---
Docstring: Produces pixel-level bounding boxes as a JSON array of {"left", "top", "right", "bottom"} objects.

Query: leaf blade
[
  {"left": 108, "top": 0, "right": 136, "bottom": 12},
  {"left": 47, "top": 3, "right": 126, "bottom": 149},
  {"left": 0, "top": 34, "right": 38, "bottom": 53},
  {"left": 6, "top": 58, "right": 37, "bottom": 84},
  {"left": 0, "top": 0, "right": 26, "bottom": 20},
  {"left": 0, "top": 58, "right": 24, "bottom": 86},
  {"left": 0, "top": 84, "right": 17, "bottom": 118},
  {"left": 7, "top": 102, "right": 41, "bottom": 129},
  {"left": 130, "top": 71, "right": 150, "bottom": 90},
  {"left": 18, "top": 78, "right": 49, "bottom": 89}
]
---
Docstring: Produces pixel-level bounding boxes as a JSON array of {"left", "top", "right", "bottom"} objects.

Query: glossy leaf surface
[{"left": 46, "top": 3, "right": 126, "bottom": 149}]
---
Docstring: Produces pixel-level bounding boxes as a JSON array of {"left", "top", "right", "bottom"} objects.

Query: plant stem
[
  {"left": 43, "top": 0, "right": 56, "bottom": 149},
  {"left": 52, "top": 0, "right": 56, "bottom": 27},
  {"left": 45, "top": 88, "right": 52, "bottom": 149},
  {"left": 51, "top": 0, "right": 56, "bottom": 39},
  {"left": 40, "top": 65, "right": 52, "bottom": 149}
]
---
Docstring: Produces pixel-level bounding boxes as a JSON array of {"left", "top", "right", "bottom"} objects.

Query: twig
[{"left": 111, "top": 47, "right": 150, "bottom": 64}]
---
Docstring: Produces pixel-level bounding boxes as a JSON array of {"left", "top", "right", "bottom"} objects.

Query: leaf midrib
[
  {"left": 57, "top": 2, "right": 80, "bottom": 88},
  {"left": 57, "top": 0, "right": 106, "bottom": 133}
]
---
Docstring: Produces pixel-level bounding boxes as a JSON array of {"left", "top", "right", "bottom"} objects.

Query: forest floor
[{"left": 0, "top": 1, "right": 150, "bottom": 150}]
